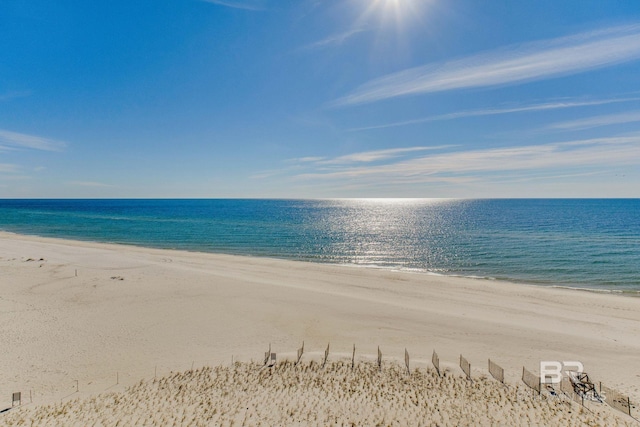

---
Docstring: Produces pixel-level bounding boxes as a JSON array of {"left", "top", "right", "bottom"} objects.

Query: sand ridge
[{"left": 2, "top": 360, "right": 634, "bottom": 426}]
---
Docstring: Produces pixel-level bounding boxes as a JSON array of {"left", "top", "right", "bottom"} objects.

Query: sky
[{"left": 1, "top": 0, "right": 640, "bottom": 198}]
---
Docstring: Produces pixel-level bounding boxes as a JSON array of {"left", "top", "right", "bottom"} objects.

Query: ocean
[{"left": 0, "top": 199, "right": 638, "bottom": 294}]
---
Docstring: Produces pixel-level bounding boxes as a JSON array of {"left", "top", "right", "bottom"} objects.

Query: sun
[{"left": 355, "top": 0, "right": 428, "bottom": 30}]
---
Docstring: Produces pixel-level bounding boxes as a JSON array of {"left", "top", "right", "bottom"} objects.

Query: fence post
[
  {"left": 296, "top": 341, "right": 304, "bottom": 365},
  {"left": 628, "top": 396, "right": 632, "bottom": 417},
  {"left": 264, "top": 343, "right": 271, "bottom": 366},
  {"left": 432, "top": 350, "right": 440, "bottom": 377},
  {"left": 322, "top": 343, "right": 330, "bottom": 368},
  {"left": 351, "top": 344, "right": 355, "bottom": 370},
  {"left": 459, "top": 355, "right": 471, "bottom": 380},
  {"left": 405, "top": 348, "right": 410, "bottom": 375}
]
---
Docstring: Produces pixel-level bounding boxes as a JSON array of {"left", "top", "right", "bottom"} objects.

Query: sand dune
[
  {"left": 3, "top": 361, "right": 633, "bottom": 426},
  {"left": 1, "top": 231, "right": 639, "bottom": 425}
]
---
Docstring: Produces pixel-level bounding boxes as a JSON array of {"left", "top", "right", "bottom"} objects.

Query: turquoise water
[{"left": 0, "top": 199, "right": 638, "bottom": 293}]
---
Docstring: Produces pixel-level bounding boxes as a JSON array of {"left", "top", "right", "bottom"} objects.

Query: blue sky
[{"left": 1, "top": 0, "right": 640, "bottom": 198}]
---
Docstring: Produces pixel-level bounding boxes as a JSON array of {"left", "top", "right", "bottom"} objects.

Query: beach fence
[
  {"left": 548, "top": 371, "right": 638, "bottom": 420},
  {"left": 600, "top": 383, "right": 636, "bottom": 418},
  {"left": 404, "top": 349, "right": 410, "bottom": 375},
  {"left": 322, "top": 343, "right": 330, "bottom": 368},
  {"left": 459, "top": 355, "right": 471, "bottom": 380},
  {"left": 432, "top": 350, "right": 440, "bottom": 376},
  {"left": 11, "top": 392, "right": 21, "bottom": 407},
  {"left": 351, "top": 344, "right": 356, "bottom": 370},
  {"left": 488, "top": 359, "right": 504, "bottom": 384},
  {"left": 263, "top": 344, "right": 271, "bottom": 365},
  {"left": 521, "top": 367, "right": 541, "bottom": 395},
  {"left": 264, "top": 344, "right": 276, "bottom": 367},
  {"left": 296, "top": 342, "right": 304, "bottom": 365},
  {"left": 560, "top": 377, "right": 584, "bottom": 406},
  {"left": 256, "top": 341, "right": 635, "bottom": 423},
  {"left": 6, "top": 342, "right": 635, "bottom": 422}
]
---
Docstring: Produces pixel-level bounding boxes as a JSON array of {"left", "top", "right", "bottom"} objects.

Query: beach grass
[{"left": 3, "top": 360, "right": 631, "bottom": 426}]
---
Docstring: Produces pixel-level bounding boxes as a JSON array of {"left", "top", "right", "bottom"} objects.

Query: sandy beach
[{"left": 1, "top": 231, "right": 639, "bottom": 425}]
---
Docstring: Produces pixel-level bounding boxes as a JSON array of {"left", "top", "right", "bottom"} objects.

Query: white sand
[
  {"left": 3, "top": 362, "right": 633, "bottom": 426},
  {"left": 1, "top": 231, "right": 639, "bottom": 425}
]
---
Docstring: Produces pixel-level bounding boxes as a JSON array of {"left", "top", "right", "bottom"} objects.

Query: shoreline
[
  {"left": 2, "top": 229, "right": 638, "bottom": 298},
  {"left": 1, "top": 230, "right": 640, "bottom": 409}
]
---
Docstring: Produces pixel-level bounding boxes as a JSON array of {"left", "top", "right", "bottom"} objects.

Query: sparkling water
[{"left": 0, "top": 199, "right": 638, "bottom": 293}]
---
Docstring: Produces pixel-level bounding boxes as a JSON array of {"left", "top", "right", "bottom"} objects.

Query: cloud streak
[
  {"left": 550, "top": 110, "right": 640, "bottom": 131},
  {"left": 202, "top": 0, "right": 265, "bottom": 11},
  {"left": 292, "top": 136, "right": 640, "bottom": 184},
  {"left": 314, "top": 146, "right": 450, "bottom": 165},
  {"left": 349, "top": 97, "right": 640, "bottom": 131},
  {"left": 300, "top": 28, "right": 366, "bottom": 50},
  {"left": 334, "top": 24, "right": 640, "bottom": 106},
  {"left": 0, "top": 129, "right": 66, "bottom": 151}
]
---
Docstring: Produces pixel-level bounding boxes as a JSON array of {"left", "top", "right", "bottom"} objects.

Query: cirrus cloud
[
  {"left": 291, "top": 135, "right": 640, "bottom": 186},
  {"left": 201, "top": 0, "right": 265, "bottom": 11},
  {"left": 334, "top": 24, "right": 640, "bottom": 106},
  {"left": 0, "top": 129, "right": 67, "bottom": 152}
]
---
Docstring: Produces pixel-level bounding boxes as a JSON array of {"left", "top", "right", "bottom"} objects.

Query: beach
[{"left": 1, "top": 231, "right": 639, "bottom": 425}]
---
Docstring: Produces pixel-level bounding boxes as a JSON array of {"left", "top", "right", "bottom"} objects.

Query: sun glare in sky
[
  {"left": 355, "top": 0, "right": 429, "bottom": 30},
  {"left": 2, "top": 1, "right": 640, "bottom": 198}
]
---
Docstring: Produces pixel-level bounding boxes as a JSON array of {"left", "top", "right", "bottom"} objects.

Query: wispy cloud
[
  {"left": 334, "top": 24, "right": 640, "bottom": 106},
  {"left": 201, "top": 0, "right": 265, "bottom": 11},
  {"left": 488, "top": 170, "right": 606, "bottom": 184},
  {"left": 0, "top": 129, "right": 66, "bottom": 151},
  {"left": 550, "top": 110, "right": 640, "bottom": 131},
  {"left": 349, "top": 97, "right": 640, "bottom": 131},
  {"left": 270, "top": 147, "right": 453, "bottom": 182},
  {"left": 286, "top": 156, "right": 326, "bottom": 163},
  {"left": 300, "top": 28, "right": 367, "bottom": 50},
  {"left": 315, "top": 146, "right": 451, "bottom": 165},
  {"left": 291, "top": 136, "right": 640, "bottom": 185}
]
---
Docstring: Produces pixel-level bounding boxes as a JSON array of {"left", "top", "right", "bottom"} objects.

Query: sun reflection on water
[{"left": 314, "top": 198, "right": 465, "bottom": 271}]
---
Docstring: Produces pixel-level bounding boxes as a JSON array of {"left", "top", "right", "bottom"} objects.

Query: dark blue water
[{"left": 0, "top": 199, "right": 638, "bottom": 293}]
